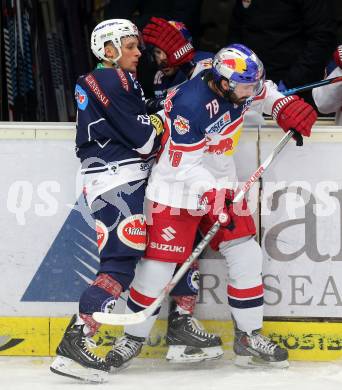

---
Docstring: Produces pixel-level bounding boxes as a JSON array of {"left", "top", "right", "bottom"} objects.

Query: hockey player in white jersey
[
  {"left": 313, "top": 45, "right": 342, "bottom": 125},
  {"left": 141, "top": 16, "right": 223, "bottom": 364},
  {"left": 105, "top": 44, "right": 317, "bottom": 369}
]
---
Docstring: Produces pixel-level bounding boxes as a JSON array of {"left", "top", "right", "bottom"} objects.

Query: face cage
[{"left": 228, "top": 78, "right": 264, "bottom": 97}]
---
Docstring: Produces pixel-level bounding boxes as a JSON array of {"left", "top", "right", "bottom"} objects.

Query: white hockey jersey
[
  {"left": 146, "top": 71, "right": 284, "bottom": 210},
  {"left": 312, "top": 67, "right": 342, "bottom": 125}
]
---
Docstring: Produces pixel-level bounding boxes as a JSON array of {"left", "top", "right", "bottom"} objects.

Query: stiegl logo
[{"left": 161, "top": 226, "right": 176, "bottom": 242}]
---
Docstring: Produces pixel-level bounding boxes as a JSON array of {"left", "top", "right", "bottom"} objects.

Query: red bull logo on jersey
[
  {"left": 223, "top": 58, "right": 247, "bottom": 74},
  {"left": 117, "top": 214, "right": 146, "bottom": 250},
  {"left": 205, "top": 137, "right": 233, "bottom": 155},
  {"left": 173, "top": 115, "right": 190, "bottom": 135}
]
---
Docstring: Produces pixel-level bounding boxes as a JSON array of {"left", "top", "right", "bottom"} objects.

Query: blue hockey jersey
[
  {"left": 75, "top": 67, "right": 160, "bottom": 167},
  {"left": 74, "top": 66, "right": 161, "bottom": 207},
  {"left": 153, "top": 51, "right": 213, "bottom": 98}
]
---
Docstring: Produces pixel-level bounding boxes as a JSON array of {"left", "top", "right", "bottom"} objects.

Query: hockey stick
[
  {"left": 93, "top": 129, "right": 298, "bottom": 326},
  {"left": 283, "top": 76, "right": 342, "bottom": 96}
]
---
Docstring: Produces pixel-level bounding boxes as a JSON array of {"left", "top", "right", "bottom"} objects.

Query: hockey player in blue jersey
[
  {"left": 114, "top": 44, "right": 317, "bottom": 369},
  {"left": 143, "top": 17, "right": 213, "bottom": 112},
  {"left": 50, "top": 19, "right": 164, "bottom": 383}
]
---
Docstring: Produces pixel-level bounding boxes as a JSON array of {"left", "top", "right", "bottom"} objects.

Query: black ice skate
[
  {"left": 166, "top": 312, "right": 224, "bottom": 363},
  {"left": 50, "top": 314, "right": 109, "bottom": 383},
  {"left": 106, "top": 333, "right": 144, "bottom": 371},
  {"left": 233, "top": 328, "right": 289, "bottom": 368}
]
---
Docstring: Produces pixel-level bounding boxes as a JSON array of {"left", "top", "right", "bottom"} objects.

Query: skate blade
[
  {"left": 108, "top": 361, "right": 132, "bottom": 374},
  {"left": 166, "top": 345, "right": 224, "bottom": 363},
  {"left": 50, "top": 355, "right": 109, "bottom": 383},
  {"left": 234, "top": 355, "right": 289, "bottom": 369}
]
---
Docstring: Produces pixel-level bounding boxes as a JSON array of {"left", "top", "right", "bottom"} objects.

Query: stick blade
[{"left": 92, "top": 311, "right": 148, "bottom": 326}]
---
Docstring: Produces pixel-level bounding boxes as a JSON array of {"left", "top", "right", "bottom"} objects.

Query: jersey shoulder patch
[
  {"left": 115, "top": 68, "right": 130, "bottom": 92},
  {"left": 84, "top": 73, "right": 110, "bottom": 107}
]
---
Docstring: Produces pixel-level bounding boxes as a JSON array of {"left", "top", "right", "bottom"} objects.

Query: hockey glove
[
  {"left": 272, "top": 95, "right": 317, "bottom": 140},
  {"left": 149, "top": 113, "right": 164, "bottom": 135},
  {"left": 333, "top": 45, "right": 342, "bottom": 69},
  {"left": 146, "top": 97, "right": 165, "bottom": 114},
  {"left": 200, "top": 188, "right": 233, "bottom": 227},
  {"left": 142, "top": 17, "right": 195, "bottom": 67}
]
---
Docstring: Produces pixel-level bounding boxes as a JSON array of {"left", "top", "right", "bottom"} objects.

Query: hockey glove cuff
[
  {"left": 333, "top": 45, "right": 342, "bottom": 69},
  {"left": 200, "top": 188, "right": 232, "bottom": 227},
  {"left": 146, "top": 97, "right": 165, "bottom": 114}
]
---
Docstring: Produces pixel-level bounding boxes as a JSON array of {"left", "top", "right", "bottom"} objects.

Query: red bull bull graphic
[
  {"left": 205, "top": 137, "right": 233, "bottom": 154},
  {"left": 173, "top": 115, "right": 190, "bottom": 135}
]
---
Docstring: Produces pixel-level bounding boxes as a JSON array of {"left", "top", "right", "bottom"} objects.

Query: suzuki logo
[{"left": 161, "top": 226, "right": 176, "bottom": 242}]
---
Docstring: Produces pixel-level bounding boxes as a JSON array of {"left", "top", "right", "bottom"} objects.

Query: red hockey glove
[
  {"left": 333, "top": 45, "right": 342, "bottom": 69},
  {"left": 200, "top": 188, "right": 233, "bottom": 227},
  {"left": 142, "top": 17, "right": 195, "bottom": 67},
  {"left": 272, "top": 95, "right": 317, "bottom": 138}
]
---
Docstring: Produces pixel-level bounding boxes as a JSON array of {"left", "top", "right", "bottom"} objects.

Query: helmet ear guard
[{"left": 91, "top": 19, "right": 140, "bottom": 64}]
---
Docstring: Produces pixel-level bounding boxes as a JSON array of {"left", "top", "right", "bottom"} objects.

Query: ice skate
[
  {"left": 50, "top": 314, "right": 109, "bottom": 383},
  {"left": 233, "top": 328, "right": 289, "bottom": 368},
  {"left": 166, "top": 312, "right": 223, "bottom": 363},
  {"left": 106, "top": 333, "right": 144, "bottom": 371}
]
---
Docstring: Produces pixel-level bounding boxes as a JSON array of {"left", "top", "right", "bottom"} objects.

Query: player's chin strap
[{"left": 93, "top": 128, "right": 300, "bottom": 326}]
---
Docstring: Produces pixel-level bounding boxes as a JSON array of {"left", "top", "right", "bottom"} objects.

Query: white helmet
[{"left": 91, "top": 19, "right": 139, "bottom": 64}]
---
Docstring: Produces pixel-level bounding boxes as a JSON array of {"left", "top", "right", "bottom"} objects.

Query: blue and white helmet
[
  {"left": 91, "top": 19, "right": 139, "bottom": 64},
  {"left": 212, "top": 43, "right": 265, "bottom": 95}
]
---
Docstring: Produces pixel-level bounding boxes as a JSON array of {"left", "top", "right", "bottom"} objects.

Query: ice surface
[{"left": 2, "top": 356, "right": 342, "bottom": 390}]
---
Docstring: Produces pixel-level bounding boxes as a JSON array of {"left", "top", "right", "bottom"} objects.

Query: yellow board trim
[
  {"left": 0, "top": 317, "right": 49, "bottom": 356},
  {"left": 2, "top": 317, "right": 342, "bottom": 361}
]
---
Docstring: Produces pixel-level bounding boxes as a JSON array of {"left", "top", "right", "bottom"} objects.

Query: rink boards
[
  {"left": 2, "top": 121, "right": 342, "bottom": 361},
  {"left": 1, "top": 317, "right": 342, "bottom": 361}
]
